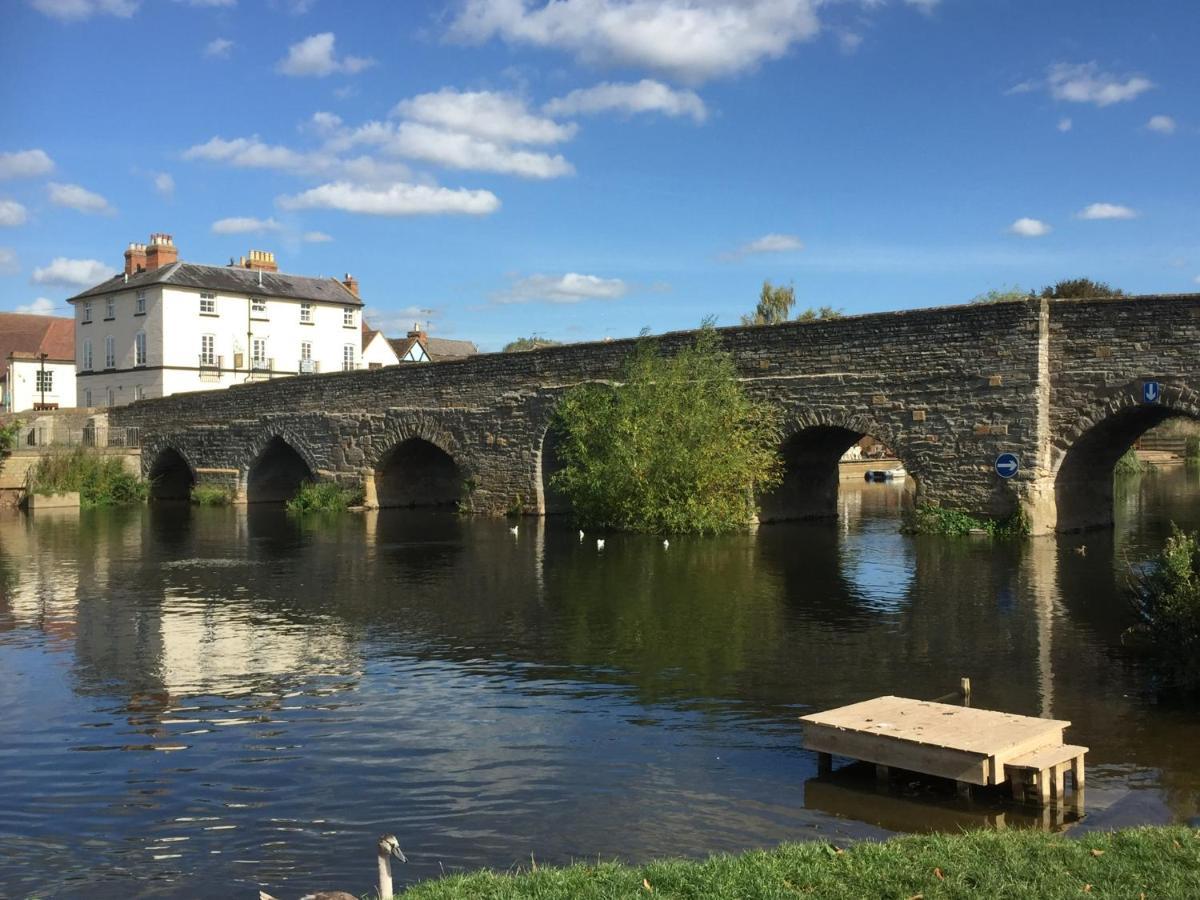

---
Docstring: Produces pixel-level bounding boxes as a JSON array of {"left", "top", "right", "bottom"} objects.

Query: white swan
[
  {"left": 596, "top": 538, "right": 605, "bottom": 550},
  {"left": 259, "top": 834, "right": 406, "bottom": 900},
  {"left": 509, "top": 524, "right": 519, "bottom": 536},
  {"left": 662, "top": 539, "right": 670, "bottom": 549}
]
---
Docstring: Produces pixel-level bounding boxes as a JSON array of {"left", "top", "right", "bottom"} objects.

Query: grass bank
[
  {"left": 286, "top": 480, "right": 363, "bottom": 514},
  {"left": 398, "top": 827, "right": 1199, "bottom": 899},
  {"left": 30, "top": 447, "right": 146, "bottom": 507},
  {"left": 902, "top": 506, "right": 1030, "bottom": 538}
]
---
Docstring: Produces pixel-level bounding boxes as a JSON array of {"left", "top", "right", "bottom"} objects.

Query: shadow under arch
[
  {"left": 247, "top": 436, "right": 315, "bottom": 504},
  {"left": 375, "top": 437, "right": 463, "bottom": 508},
  {"left": 537, "top": 422, "right": 571, "bottom": 515},
  {"left": 147, "top": 446, "right": 195, "bottom": 501},
  {"left": 1052, "top": 389, "right": 1200, "bottom": 531},
  {"left": 758, "top": 423, "right": 919, "bottom": 522}
]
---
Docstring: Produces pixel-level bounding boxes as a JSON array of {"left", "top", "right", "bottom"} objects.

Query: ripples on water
[{"left": 1, "top": 468, "right": 1198, "bottom": 898}]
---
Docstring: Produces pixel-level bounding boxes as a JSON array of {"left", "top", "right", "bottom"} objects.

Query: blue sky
[{"left": 1, "top": 0, "right": 1196, "bottom": 350}]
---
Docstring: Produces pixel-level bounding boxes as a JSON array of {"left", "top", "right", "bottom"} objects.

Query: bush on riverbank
[
  {"left": 191, "top": 485, "right": 233, "bottom": 506},
  {"left": 1186, "top": 435, "right": 1199, "bottom": 463},
  {"left": 30, "top": 448, "right": 147, "bottom": 507},
  {"left": 549, "top": 326, "right": 782, "bottom": 535},
  {"left": 1128, "top": 524, "right": 1200, "bottom": 692},
  {"left": 0, "top": 419, "right": 20, "bottom": 453},
  {"left": 1114, "top": 447, "right": 1144, "bottom": 475},
  {"left": 397, "top": 826, "right": 1200, "bottom": 899},
  {"left": 286, "top": 480, "right": 363, "bottom": 514},
  {"left": 902, "top": 505, "right": 1030, "bottom": 538}
]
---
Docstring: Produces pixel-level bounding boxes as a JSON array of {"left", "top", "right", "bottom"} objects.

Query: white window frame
[
  {"left": 200, "top": 334, "right": 216, "bottom": 366},
  {"left": 300, "top": 302, "right": 313, "bottom": 323},
  {"left": 200, "top": 292, "right": 216, "bottom": 315},
  {"left": 83, "top": 301, "right": 93, "bottom": 323},
  {"left": 104, "top": 335, "right": 116, "bottom": 369},
  {"left": 36, "top": 369, "right": 53, "bottom": 393},
  {"left": 84, "top": 388, "right": 92, "bottom": 407},
  {"left": 251, "top": 297, "right": 267, "bottom": 315},
  {"left": 134, "top": 331, "right": 147, "bottom": 366},
  {"left": 252, "top": 337, "right": 268, "bottom": 369},
  {"left": 106, "top": 387, "right": 115, "bottom": 407},
  {"left": 105, "top": 297, "right": 115, "bottom": 319},
  {"left": 343, "top": 307, "right": 354, "bottom": 328},
  {"left": 136, "top": 290, "right": 146, "bottom": 314},
  {"left": 82, "top": 338, "right": 93, "bottom": 371},
  {"left": 133, "top": 385, "right": 144, "bottom": 401},
  {"left": 343, "top": 343, "right": 356, "bottom": 371}
]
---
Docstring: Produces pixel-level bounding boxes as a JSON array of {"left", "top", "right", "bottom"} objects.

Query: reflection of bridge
[{"left": 110, "top": 295, "right": 1200, "bottom": 533}]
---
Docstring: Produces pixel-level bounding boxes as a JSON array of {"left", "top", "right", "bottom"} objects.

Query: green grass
[
  {"left": 191, "top": 484, "right": 234, "bottom": 506},
  {"left": 286, "top": 480, "right": 363, "bottom": 514},
  {"left": 30, "top": 447, "right": 147, "bottom": 507},
  {"left": 398, "top": 827, "right": 1200, "bottom": 899},
  {"left": 902, "top": 505, "right": 1030, "bottom": 538}
]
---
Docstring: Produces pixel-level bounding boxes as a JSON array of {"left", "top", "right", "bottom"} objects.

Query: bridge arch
[
  {"left": 370, "top": 418, "right": 468, "bottom": 509},
  {"left": 146, "top": 443, "right": 196, "bottom": 501},
  {"left": 1049, "top": 381, "right": 1200, "bottom": 531},
  {"left": 536, "top": 420, "right": 571, "bottom": 516},
  {"left": 245, "top": 434, "right": 317, "bottom": 504},
  {"left": 758, "top": 411, "right": 920, "bottom": 523}
]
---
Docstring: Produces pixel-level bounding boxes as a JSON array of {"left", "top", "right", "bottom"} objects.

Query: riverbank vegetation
[
  {"left": 902, "top": 505, "right": 1030, "bottom": 538},
  {"left": 191, "top": 484, "right": 233, "bottom": 506},
  {"left": 286, "top": 480, "right": 363, "bottom": 514},
  {"left": 30, "top": 448, "right": 146, "bottom": 507},
  {"left": 1114, "top": 447, "right": 1144, "bottom": 475},
  {"left": 1128, "top": 524, "right": 1200, "bottom": 693},
  {"left": 397, "top": 826, "right": 1199, "bottom": 899},
  {"left": 550, "top": 326, "right": 782, "bottom": 534},
  {"left": 0, "top": 419, "right": 20, "bottom": 453}
]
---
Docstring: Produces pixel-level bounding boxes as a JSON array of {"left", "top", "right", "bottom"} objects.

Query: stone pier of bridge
[{"left": 108, "top": 295, "right": 1200, "bottom": 534}]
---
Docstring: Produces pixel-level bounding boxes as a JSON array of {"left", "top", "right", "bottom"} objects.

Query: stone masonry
[{"left": 108, "top": 295, "right": 1200, "bottom": 533}]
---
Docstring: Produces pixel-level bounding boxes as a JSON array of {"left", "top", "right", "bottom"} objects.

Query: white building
[
  {"left": 0, "top": 313, "right": 76, "bottom": 412},
  {"left": 67, "top": 233, "right": 366, "bottom": 407}
]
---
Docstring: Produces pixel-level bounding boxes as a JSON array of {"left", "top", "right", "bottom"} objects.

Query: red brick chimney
[
  {"left": 144, "top": 233, "right": 178, "bottom": 271},
  {"left": 124, "top": 242, "right": 148, "bottom": 275},
  {"left": 342, "top": 273, "right": 359, "bottom": 297},
  {"left": 234, "top": 249, "right": 278, "bottom": 273},
  {"left": 407, "top": 323, "right": 427, "bottom": 343}
]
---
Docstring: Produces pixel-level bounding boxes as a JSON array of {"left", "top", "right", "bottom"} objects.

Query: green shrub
[
  {"left": 286, "top": 480, "right": 362, "bottom": 514},
  {"left": 1114, "top": 446, "right": 1144, "bottom": 475},
  {"left": 1185, "top": 435, "right": 1199, "bottom": 461},
  {"left": 0, "top": 420, "right": 20, "bottom": 453},
  {"left": 1128, "top": 524, "right": 1200, "bottom": 692},
  {"left": 191, "top": 484, "right": 233, "bottom": 506},
  {"left": 902, "top": 505, "right": 1030, "bottom": 538},
  {"left": 30, "top": 447, "right": 147, "bottom": 507},
  {"left": 549, "top": 325, "right": 782, "bottom": 534}
]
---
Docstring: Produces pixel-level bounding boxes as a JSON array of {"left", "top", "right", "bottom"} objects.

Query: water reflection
[{"left": 1, "top": 475, "right": 1198, "bottom": 898}]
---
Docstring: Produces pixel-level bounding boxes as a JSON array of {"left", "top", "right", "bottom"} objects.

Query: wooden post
[
  {"left": 1053, "top": 764, "right": 1065, "bottom": 801},
  {"left": 1037, "top": 769, "right": 1051, "bottom": 806},
  {"left": 960, "top": 677, "right": 972, "bottom": 700},
  {"left": 1070, "top": 754, "right": 1085, "bottom": 790}
]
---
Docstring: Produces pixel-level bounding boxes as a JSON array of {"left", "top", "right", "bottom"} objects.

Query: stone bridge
[{"left": 108, "top": 295, "right": 1200, "bottom": 533}]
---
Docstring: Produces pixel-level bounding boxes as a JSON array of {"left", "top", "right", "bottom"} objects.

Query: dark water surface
[{"left": 1, "top": 469, "right": 1198, "bottom": 898}]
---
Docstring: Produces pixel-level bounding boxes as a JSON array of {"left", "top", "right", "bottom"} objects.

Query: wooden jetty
[{"left": 800, "top": 696, "right": 1086, "bottom": 808}]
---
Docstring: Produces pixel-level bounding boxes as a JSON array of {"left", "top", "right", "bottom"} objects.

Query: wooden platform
[{"left": 801, "top": 696, "right": 1086, "bottom": 808}]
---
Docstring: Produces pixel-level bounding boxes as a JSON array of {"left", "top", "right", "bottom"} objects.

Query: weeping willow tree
[{"left": 549, "top": 326, "right": 782, "bottom": 534}]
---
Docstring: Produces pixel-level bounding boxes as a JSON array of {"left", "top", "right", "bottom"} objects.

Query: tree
[
  {"left": 795, "top": 305, "right": 843, "bottom": 321},
  {"left": 503, "top": 335, "right": 563, "bottom": 352},
  {"left": 741, "top": 280, "right": 795, "bottom": 325},
  {"left": 550, "top": 326, "right": 783, "bottom": 534},
  {"left": 1040, "top": 278, "right": 1124, "bottom": 299},
  {"left": 969, "top": 286, "right": 1031, "bottom": 304}
]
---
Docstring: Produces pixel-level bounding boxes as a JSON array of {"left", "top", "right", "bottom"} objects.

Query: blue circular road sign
[{"left": 995, "top": 452, "right": 1019, "bottom": 479}]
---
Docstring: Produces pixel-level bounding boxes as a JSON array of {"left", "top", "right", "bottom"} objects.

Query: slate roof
[
  {"left": 387, "top": 335, "right": 480, "bottom": 362},
  {"left": 66, "top": 262, "right": 363, "bottom": 306},
  {"left": 0, "top": 313, "right": 75, "bottom": 366}
]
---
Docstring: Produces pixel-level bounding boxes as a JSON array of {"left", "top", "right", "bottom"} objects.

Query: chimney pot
[{"left": 341, "top": 273, "right": 360, "bottom": 298}]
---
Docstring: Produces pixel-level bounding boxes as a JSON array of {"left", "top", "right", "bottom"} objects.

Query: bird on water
[
  {"left": 509, "top": 524, "right": 519, "bottom": 536},
  {"left": 259, "top": 834, "right": 406, "bottom": 900},
  {"left": 596, "top": 538, "right": 606, "bottom": 550}
]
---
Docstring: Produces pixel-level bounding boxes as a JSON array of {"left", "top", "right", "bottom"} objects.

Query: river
[{"left": 1, "top": 467, "right": 1198, "bottom": 898}]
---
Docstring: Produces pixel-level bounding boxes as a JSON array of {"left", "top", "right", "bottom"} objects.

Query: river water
[{"left": 1, "top": 468, "right": 1198, "bottom": 898}]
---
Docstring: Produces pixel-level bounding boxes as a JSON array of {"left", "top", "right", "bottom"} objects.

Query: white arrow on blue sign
[
  {"left": 1143, "top": 381, "right": 1161, "bottom": 403},
  {"left": 995, "top": 453, "right": 1019, "bottom": 479}
]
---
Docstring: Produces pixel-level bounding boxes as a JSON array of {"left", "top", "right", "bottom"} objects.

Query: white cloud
[
  {"left": 309, "top": 111, "right": 344, "bottom": 134},
  {"left": 837, "top": 31, "right": 863, "bottom": 54},
  {"left": 1008, "top": 217, "right": 1051, "bottom": 238},
  {"left": 302, "top": 230, "right": 333, "bottom": 242},
  {"left": 0, "top": 247, "right": 18, "bottom": 275},
  {"left": 31, "top": 257, "right": 117, "bottom": 288},
  {"left": 905, "top": 0, "right": 940, "bottom": 10},
  {"left": 47, "top": 182, "right": 115, "bottom": 215},
  {"left": 394, "top": 89, "right": 576, "bottom": 144},
  {"left": 1077, "top": 202, "right": 1138, "bottom": 221},
  {"left": 363, "top": 304, "right": 440, "bottom": 335},
  {"left": 388, "top": 122, "right": 574, "bottom": 179},
  {"left": 153, "top": 172, "right": 175, "bottom": 197},
  {"left": 1146, "top": 114, "right": 1176, "bottom": 135},
  {"left": 211, "top": 216, "right": 282, "bottom": 234},
  {"left": 0, "top": 199, "right": 28, "bottom": 227},
  {"left": 544, "top": 79, "right": 707, "bottom": 123},
  {"left": 722, "top": 233, "right": 804, "bottom": 259},
  {"left": 30, "top": 0, "right": 137, "bottom": 21},
  {"left": 1046, "top": 62, "right": 1153, "bottom": 107},
  {"left": 0, "top": 149, "right": 55, "bottom": 180},
  {"left": 496, "top": 272, "right": 628, "bottom": 304},
  {"left": 184, "top": 135, "right": 309, "bottom": 171},
  {"left": 277, "top": 32, "right": 375, "bottom": 77},
  {"left": 277, "top": 181, "right": 500, "bottom": 216},
  {"left": 181, "top": 0, "right": 236, "bottom": 7},
  {"left": 1194, "top": 275, "right": 1200, "bottom": 285},
  {"left": 1057, "top": 117, "right": 1072, "bottom": 132},
  {"left": 448, "top": 0, "right": 823, "bottom": 84},
  {"left": 204, "top": 37, "right": 234, "bottom": 58},
  {"left": 15, "top": 297, "right": 57, "bottom": 316}
]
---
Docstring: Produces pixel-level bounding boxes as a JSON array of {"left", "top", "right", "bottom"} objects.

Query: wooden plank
[
  {"left": 1007, "top": 743, "right": 1088, "bottom": 771},
  {"left": 1071, "top": 754, "right": 1085, "bottom": 790},
  {"left": 803, "top": 722, "right": 991, "bottom": 785}
]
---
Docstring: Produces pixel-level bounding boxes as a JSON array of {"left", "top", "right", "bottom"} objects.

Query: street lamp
[{"left": 38, "top": 352, "right": 48, "bottom": 410}]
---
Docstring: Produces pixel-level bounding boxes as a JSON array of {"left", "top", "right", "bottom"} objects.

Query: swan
[
  {"left": 596, "top": 538, "right": 605, "bottom": 550},
  {"left": 1074, "top": 545, "right": 1087, "bottom": 556},
  {"left": 259, "top": 834, "right": 406, "bottom": 900},
  {"left": 578, "top": 529, "right": 585, "bottom": 541},
  {"left": 509, "top": 524, "right": 519, "bottom": 536},
  {"left": 662, "top": 539, "right": 670, "bottom": 550}
]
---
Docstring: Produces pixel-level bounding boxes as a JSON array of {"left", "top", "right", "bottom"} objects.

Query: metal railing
[
  {"left": 298, "top": 358, "right": 319, "bottom": 374},
  {"left": 21, "top": 424, "right": 141, "bottom": 449}
]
